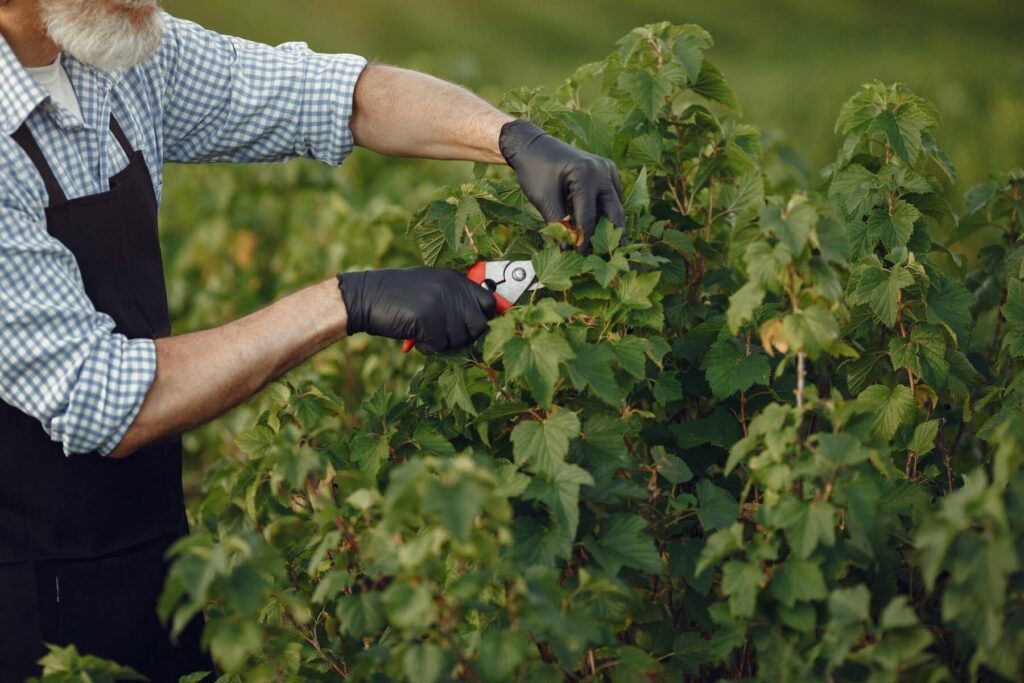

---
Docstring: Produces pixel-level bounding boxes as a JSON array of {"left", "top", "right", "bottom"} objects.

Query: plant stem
[
  {"left": 739, "top": 390, "right": 748, "bottom": 436},
  {"left": 796, "top": 351, "right": 806, "bottom": 411},
  {"left": 935, "top": 417, "right": 953, "bottom": 493},
  {"left": 896, "top": 288, "right": 917, "bottom": 393}
]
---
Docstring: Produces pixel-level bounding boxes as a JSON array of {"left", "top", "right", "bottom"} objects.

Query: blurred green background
[
  {"left": 165, "top": 0, "right": 1023, "bottom": 190},
  {"left": 158, "top": 0, "right": 1023, "bottom": 491}
]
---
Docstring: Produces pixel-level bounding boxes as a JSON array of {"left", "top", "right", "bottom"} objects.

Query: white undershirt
[{"left": 25, "top": 54, "right": 84, "bottom": 124}]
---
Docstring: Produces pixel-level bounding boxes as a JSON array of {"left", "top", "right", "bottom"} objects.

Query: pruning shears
[{"left": 402, "top": 259, "right": 545, "bottom": 353}]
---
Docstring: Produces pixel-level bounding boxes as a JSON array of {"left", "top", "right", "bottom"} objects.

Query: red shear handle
[{"left": 402, "top": 262, "right": 510, "bottom": 353}]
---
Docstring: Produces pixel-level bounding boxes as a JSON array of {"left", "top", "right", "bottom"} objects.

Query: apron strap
[
  {"left": 9, "top": 116, "right": 136, "bottom": 207},
  {"left": 108, "top": 115, "right": 135, "bottom": 157},
  {"left": 10, "top": 123, "right": 68, "bottom": 205}
]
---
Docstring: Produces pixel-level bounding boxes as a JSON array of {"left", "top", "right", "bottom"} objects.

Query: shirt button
[{"left": 42, "top": 101, "right": 55, "bottom": 113}]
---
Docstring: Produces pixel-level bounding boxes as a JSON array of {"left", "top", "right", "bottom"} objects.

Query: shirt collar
[
  {"left": 0, "top": 31, "right": 48, "bottom": 136},
  {"left": 0, "top": 31, "right": 122, "bottom": 136}
]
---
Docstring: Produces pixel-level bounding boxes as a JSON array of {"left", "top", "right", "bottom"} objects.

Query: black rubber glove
[
  {"left": 499, "top": 119, "right": 626, "bottom": 255},
  {"left": 338, "top": 267, "right": 497, "bottom": 353}
]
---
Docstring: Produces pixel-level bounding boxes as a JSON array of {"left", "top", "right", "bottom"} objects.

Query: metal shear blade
[{"left": 486, "top": 260, "right": 542, "bottom": 306}]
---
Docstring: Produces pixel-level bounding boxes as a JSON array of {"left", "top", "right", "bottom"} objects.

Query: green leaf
[
  {"left": 779, "top": 603, "right": 818, "bottom": 634},
  {"left": 206, "top": 619, "right": 261, "bottom": 673},
  {"left": 672, "top": 408, "right": 743, "bottom": 449},
  {"left": 472, "top": 400, "right": 529, "bottom": 425},
  {"left": 653, "top": 446, "right": 693, "bottom": 484},
  {"left": 512, "top": 516, "right": 572, "bottom": 566},
  {"left": 510, "top": 407, "right": 581, "bottom": 474},
  {"left": 35, "top": 644, "right": 149, "bottom": 680},
  {"left": 835, "top": 86, "right": 877, "bottom": 135},
  {"left": 483, "top": 315, "right": 517, "bottom": 363},
  {"left": 504, "top": 331, "right": 575, "bottom": 407},
  {"left": 702, "top": 340, "right": 770, "bottom": 400},
  {"left": 744, "top": 240, "right": 789, "bottom": 291},
  {"left": 412, "top": 423, "right": 456, "bottom": 457},
  {"left": 623, "top": 166, "right": 650, "bottom": 215},
  {"left": 829, "top": 164, "right": 880, "bottom": 217},
  {"left": 908, "top": 419, "right": 940, "bottom": 456},
  {"left": 771, "top": 559, "right": 828, "bottom": 607},
  {"left": 410, "top": 201, "right": 457, "bottom": 265},
  {"left": 1002, "top": 327, "right": 1024, "bottom": 359},
  {"left": 611, "top": 335, "right": 649, "bottom": 378},
  {"left": 610, "top": 646, "right": 661, "bottom": 683},
  {"left": 696, "top": 523, "right": 745, "bottom": 576},
  {"left": 227, "top": 564, "right": 268, "bottom": 619},
  {"left": 617, "top": 68, "right": 673, "bottom": 119},
  {"left": 615, "top": 271, "right": 661, "bottom": 308},
  {"left": 829, "top": 584, "right": 871, "bottom": 625},
  {"left": 477, "top": 631, "right": 527, "bottom": 682},
  {"left": 582, "top": 413, "right": 630, "bottom": 465},
  {"left": 586, "top": 513, "right": 662, "bottom": 575},
  {"left": 775, "top": 497, "right": 836, "bottom": 560},
  {"left": 696, "top": 479, "right": 738, "bottom": 531},
  {"left": 692, "top": 60, "right": 740, "bottom": 112},
  {"left": 403, "top": 643, "right": 445, "bottom": 683},
  {"left": 926, "top": 277, "right": 973, "bottom": 341},
  {"left": 424, "top": 477, "right": 488, "bottom": 541},
  {"left": 235, "top": 426, "right": 275, "bottom": 458},
  {"left": 524, "top": 460, "right": 594, "bottom": 541},
  {"left": 726, "top": 281, "right": 766, "bottom": 335},
  {"left": 1004, "top": 279, "right": 1024, "bottom": 326},
  {"left": 888, "top": 326, "right": 949, "bottom": 387},
  {"left": 879, "top": 596, "right": 920, "bottom": 631},
  {"left": 532, "top": 246, "right": 585, "bottom": 291},
  {"left": 625, "top": 132, "right": 663, "bottom": 165},
  {"left": 721, "top": 560, "right": 764, "bottom": 618},
  {"left": 866, "top": 200, "right": 920, "bottom": 250},
  {"left": 964, "top": 180, "right": 999, "bottom": 215},
  {"left": 591, "top": 219, "right": 625, "bottom": 256},
  {"left": 670, "top": 26, "right": 712, "bottom": 83},
  {"left": 567, "top": 342, "right": 622, "bottom": 406},
  {"left": 814, "top": 433, "right": 870, "bottom": 466},
  {"left": 783, "top": 304, "right": 839, "bottom": 359},
  {"left": 912, "top": 325, "right": 949, "bottom": 387},
  {"left": 584, "top": 252, "right": 629, "bottom": 287},
  {"left": 178, "top": 673, "right": 212, "bottom": 683},
  {"left": 653, "top": 373, "right": 683, "bottom": 406},
  {"left": 854, "top": 265, "right": 915, "bottom": 327},
  {"left": 859, "top": 384, "right": 916, "bottom": 439},
  {"left": 762, "top": 199, "right": 817, "bottom": 255},
  {"left": 873, "top": 109, "right": 912, "bottom": 165},
  {"left": 350, "top": 432, "right": 390, "bottom": 480},
  {"left": 384, "top": 582, "right": 437, "bottom": 632},
  {"left": 336, "top": 592, "right": 385, "bottom": 637}
]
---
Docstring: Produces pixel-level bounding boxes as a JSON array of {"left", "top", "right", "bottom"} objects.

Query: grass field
[{"left": 165, "top": 0, "right": 1023, "bottom": 190}]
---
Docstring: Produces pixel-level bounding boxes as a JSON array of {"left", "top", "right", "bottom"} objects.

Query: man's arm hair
[
  {"left": 108, "top": 278, "right": 347, "bottom": 458},
  {"left": 349, "top": 64, "right": 514, "bottom": 164}
]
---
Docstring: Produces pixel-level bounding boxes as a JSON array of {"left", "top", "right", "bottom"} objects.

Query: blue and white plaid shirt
[{"left": 0, "top": 14, "right": 367, "bottom": 456}]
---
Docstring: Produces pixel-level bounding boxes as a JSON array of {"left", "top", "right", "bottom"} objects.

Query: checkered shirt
[{"left": 0, "top": 13, "right": 367, "bottom": 455}]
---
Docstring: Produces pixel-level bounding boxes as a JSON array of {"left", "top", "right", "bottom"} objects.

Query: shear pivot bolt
[{"left": 511, "top": 267, "right": 527, "bottom": 282}]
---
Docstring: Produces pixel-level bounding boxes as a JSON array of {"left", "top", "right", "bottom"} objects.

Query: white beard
[{"left": 39, "top": 0, "right": 165, "bottom": 72}]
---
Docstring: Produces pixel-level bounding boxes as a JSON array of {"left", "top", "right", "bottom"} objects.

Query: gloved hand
[
  {"left": 499, "top": 119, "right": 626, "bottom": 255},
  {"left": 338, "top": 267, "right": 497, "bottom": 353}
]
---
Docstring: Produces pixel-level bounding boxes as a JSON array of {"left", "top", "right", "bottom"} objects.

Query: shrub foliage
[{"left": 40, "top": 21, "right": 1024, "bottom": 683}]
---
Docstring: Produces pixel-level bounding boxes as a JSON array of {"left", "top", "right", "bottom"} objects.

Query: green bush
[{"left": 38, "top": 21, "right": 1024, "bottom": 683}]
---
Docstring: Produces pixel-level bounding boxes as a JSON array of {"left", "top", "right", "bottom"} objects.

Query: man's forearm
[
  {"left": 349, "top": 64, "right": 514, "bottom": 163},
  {"left": 107, "top": 278, "right": 347, "bottom": 458}
]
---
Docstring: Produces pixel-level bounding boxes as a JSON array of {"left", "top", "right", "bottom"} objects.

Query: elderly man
[{"left": 0, "top": 0, "right": 624, "bottom": 679}]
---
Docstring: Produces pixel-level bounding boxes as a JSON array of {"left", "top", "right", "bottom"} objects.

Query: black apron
[{"left": 0, "top": 116, "right": 211, "bottom": 681}]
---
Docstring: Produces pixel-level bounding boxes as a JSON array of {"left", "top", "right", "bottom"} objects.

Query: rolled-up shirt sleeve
[
  {"left": 0, "top": 148, "right": 155, "bottom": 457},
  {"left": 158, "top": 14, "right": 368, "bottom": 166}
]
